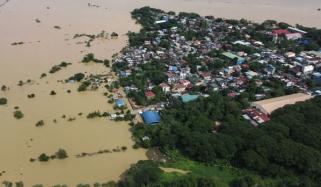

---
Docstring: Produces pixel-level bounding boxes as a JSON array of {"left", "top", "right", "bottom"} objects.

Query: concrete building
[{"left": 222, "top": 52, "right": 245, "bottom": 65}]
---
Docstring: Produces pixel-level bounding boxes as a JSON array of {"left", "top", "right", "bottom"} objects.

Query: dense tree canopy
[{"left": 133, "top": 95, "right": 321, "bottom": 186}]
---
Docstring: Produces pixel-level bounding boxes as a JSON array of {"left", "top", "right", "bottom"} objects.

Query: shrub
[
  {"left": 18, "top": 80, "right": 24, "bottom": 86},
  {"left": 87, "top": 111, "right": 101, "bottom": 118},
  {"left": 103, "top": 59, "right": 110, "bottom": 67},
  {"left": 15, "top": 182, "right": 23, "bottom": 187},
  {"left": 35, "top": 120, "right": 45, "bottom": 127},
  {"left": 49, "top": 66, "right": 61, "bottom": 74},
  {"left": 0, "top": 97, "right": 7, "bottom": 105},
  {"left": 27, "top": 93, "right": 35, "bottom": 98},
  {"left": 50, "top": 90, "right": 57, "bottom": 95},
  {"left": 14, "top": 111, "right": 24, "bottom": 119},
  {"left": 111, "top": 32, "right": 119, "bottom": 38},
  {"left": 1, "top": 85, "right": 7, "bottom": 91},
  {"left": 121, "top": 146, "right": 127, "bottom": 151},
  {"left": 78, "top": 81, "right": 91, "bottom": 92},
  {"left": 69, "top": 73, "right": 85, "bottom": 82},
  {"left": 33, "top": 185, "right": 44, "bottom": 187},
  {"left": 2, "top": 181, "right": 13, "bottom": 187},
  {"left": 56, "top": 149, "right": 68, "bottom": 159},
  {"left": 40, "top": 73, "right": 47, "bottom": 78},
  {"left": 82, "top": 53, "right": 95, "bottom": 63},
  {"left": 38, "top": 153, "right": 49, "bottom": 162}
]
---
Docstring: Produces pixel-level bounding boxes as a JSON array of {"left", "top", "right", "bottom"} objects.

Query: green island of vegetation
[
  {"left": 0, "top": 97, "right": 8, "bottom": 105},
  {"left": 13, "top": 110, "right": 24, "bottom": 119},
  {"left": 49, "top": 61, "right": 72, "bottom": 74},
  {"left": 36, "top": 149, "right": 68, "bottom": 162},
  {"left": 73, "top": 30, "right": 111, "bottom": 47}
]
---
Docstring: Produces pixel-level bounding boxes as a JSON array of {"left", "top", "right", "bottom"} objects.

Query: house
[
  {"left": 169, "top": 66, "right": 178, "bottom": 72},
  {"left": 272, "top": 29, "right": 290, "bottom": 36},
  {"left": 181, "top": 94, "right": 199, "bottom": 103},
  {"left": 245, "top": 70, "right": 258, "bottom": 79},
  {"left": 141, "top": 111, "right": 161, "bottom": 125},
  {"left": 290, "top": 66, "right": 302, "bottom": 76},
  {"left": 155, "top": 20, "right": 168, "bottom": 24},
  {"left": 302, "top": 65, "right": 314, "bottom": 74},
  {"left": 285, "top": 33, "right": 302, "bottom": 40},
  {"left": 199, "top": 72, "right": 211, "bottom": 80},
  {"left": 228, "top": 92, "right": 238, "bottom": 98},
  {"left": 179, "top": 79, "right": 191, "bottom": 87},
  {"left": 115, "top": 99, "right": 126, "bottom": 108},
  {"left": 285, "top": 52, "right": 296, "bottom": 58},
  {"left": 312, "top": 72, "right": 321, "bottom": 84},
  {"left": 159, "top": 83, "right": 171, "bottom": 93},
  {"left": 233, "top": 40, "right": 251, "bottom": 46},
  {"left": 119, "top": 70, "right": 131, "bottom": 78},
  {"left": 308, "top": 51, "right": 321, "bottom": 58},
  {"left": 287, "top": 27, "right": 307, "bottom": 34},
  {"left": 243, "top": 108, "right": 270, "bottom": 126},
  {"left": 222, "top": 52, "right": 245, "bottom": 64},
  {"left": 265, "top": 64, "right": 276, "bottom": 75},
  {"left": 145, "top": 91, "right": 156, "bottom": 99},
  {"left": 167, "top": 72, "right": 178, "bottom": 84},
  {"left": 209, "top": 83, "right": 219, "bottom": 91},
  {"left": 172, "top": 84, "right": 186, "bottom": 93}
]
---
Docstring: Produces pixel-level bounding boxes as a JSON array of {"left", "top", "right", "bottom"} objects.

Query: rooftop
[
  {"left": 141, "top": 111, "right": 161, "bottom": 125},
  {"left": 181, "top": 94, "right": 199, "bottom": 103}
]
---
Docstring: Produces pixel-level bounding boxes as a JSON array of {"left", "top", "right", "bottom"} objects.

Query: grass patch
[{"left": 160, "top": 150, "right": 277, "bottom": 187}]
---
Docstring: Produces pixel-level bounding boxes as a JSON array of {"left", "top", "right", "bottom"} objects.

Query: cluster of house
[{"left": 113, "top": 10, "right": 321, "bottom": 125}]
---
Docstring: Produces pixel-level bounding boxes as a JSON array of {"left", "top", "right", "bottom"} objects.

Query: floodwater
[{"left": 0, "top": 0, "right": 320, "bottom": 186}]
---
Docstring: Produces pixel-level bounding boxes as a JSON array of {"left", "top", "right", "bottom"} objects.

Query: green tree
[
  {"left": 55, "top": 149, "right": 68, "bottom": 159},
  {"left": 38, "top": 153, "right": 50, "bottom": 162},
  {"left": 13, "top": 110, "right": 24, "bottom": 119},
  {"left": 0, "top": 97, "right": 7, "bottom": 105}
]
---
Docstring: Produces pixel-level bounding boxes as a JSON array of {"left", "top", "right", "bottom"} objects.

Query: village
[{"left": 111, "top": 7, "right": 321, "bottom": 126}]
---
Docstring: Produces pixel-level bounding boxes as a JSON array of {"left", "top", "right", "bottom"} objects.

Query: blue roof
[
  {"left": 115, "top": 99, "right": 125, "bottom": 107},
  {"left": 169, "top": 66, "right": 178, "bottom": 72},
  {"left": 181, "top": 94, "right": 199, "bottom": 103},
  {"left": 141, "top": 111, "right": 160, "bottom": 125},
  {"left": 119, "top": 71, "right": 128, "bottom": 77},
  {"left": 298, "top": 39, "right": 311, "bottom": 46}
]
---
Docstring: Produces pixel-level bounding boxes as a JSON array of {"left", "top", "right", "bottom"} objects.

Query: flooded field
[
  {"left": 0, "top": 0, "right": 145, "bottom": 186},
  {"left": 0, "top": 0, "right": 320, "bottom": 186}
]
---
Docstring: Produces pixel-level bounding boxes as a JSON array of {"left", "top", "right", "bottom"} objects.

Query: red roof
[
  {"left": 243, "top": 108, "right": 270, "bottom": 123},
  {"left": 272, "top": 29, "right": 290, "bottom": 36},
  {"left": 145, "top": 91, "right": 156, "bottom": 98},
  {"left": 179, "top": 79, "right": 191, "bottom": 86},
  {"left": 159, "top": 83, "right": 170, "bottom": 88},
  {"left": 228, "top": 92, "right": 237, "bottom": 98},
  {"left": 200, "top": 72, "right": 211, "bottom": 78},
  {"left": 242, "top": 64, "right": 250, "bottom": 69}
]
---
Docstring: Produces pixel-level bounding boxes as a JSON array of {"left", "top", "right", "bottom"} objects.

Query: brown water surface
[{"left": 0, "top": 0, "right": 320, "bottom": 186}]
